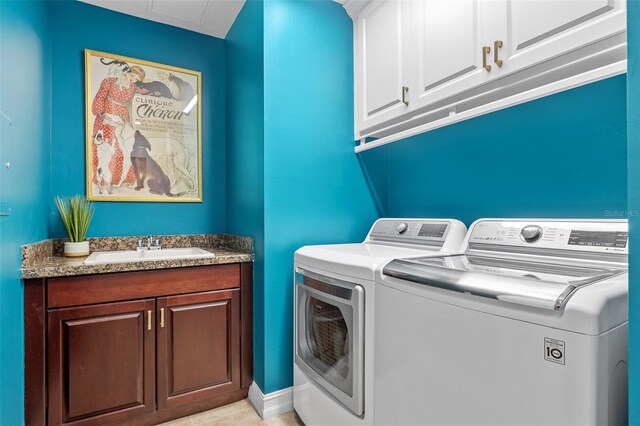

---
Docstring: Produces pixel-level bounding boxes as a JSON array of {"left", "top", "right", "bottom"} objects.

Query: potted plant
[{"left": 54, "top": 195, "right": 95, "bottom": 257}]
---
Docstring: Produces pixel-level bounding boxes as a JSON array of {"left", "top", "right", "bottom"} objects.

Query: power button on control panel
[{"left": 396, "top": 222, "right": 408, "bottom": 235}]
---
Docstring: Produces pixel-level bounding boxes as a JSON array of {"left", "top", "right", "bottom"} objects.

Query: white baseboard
[{"left": 248, "top": 381, "right": 294, "bottom": 420}]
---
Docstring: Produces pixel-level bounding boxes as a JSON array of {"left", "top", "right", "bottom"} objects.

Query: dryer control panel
[
  {"left": 369, "top": 220, "right": 450, "bottom": 244},
  {"left": 467, "top": 220, "right": 628, "bottom": 255}
]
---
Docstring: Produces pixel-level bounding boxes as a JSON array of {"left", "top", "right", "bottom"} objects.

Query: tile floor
[{"left": 161, "top": 399, "right": 304, "bottom": 426}]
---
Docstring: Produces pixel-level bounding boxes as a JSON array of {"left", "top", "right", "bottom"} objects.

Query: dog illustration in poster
[
  {"left": 93, "top": 130, "right": 115, "bottom": 195},
  {"left": 130, "top": 131, "right": 187, "bottom": 197},
  {"left": 86, "top": 50, "right": 201, "bottom": 202}
]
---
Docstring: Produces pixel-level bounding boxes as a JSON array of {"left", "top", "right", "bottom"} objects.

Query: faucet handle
[
  {"left": 154, "top": 239, "right": 160, "bottom": 247},
  {"left": 137, "top": 239, "right": 144, "bottom": 247}
]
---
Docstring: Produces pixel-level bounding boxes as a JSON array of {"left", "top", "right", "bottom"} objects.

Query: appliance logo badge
[{"left": 544, "top": 337, "right": 565, "bottom": 365}]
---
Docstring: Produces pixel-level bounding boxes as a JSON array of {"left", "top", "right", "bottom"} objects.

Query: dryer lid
[{"left": 382, "top": 254, "right": 625, "bottom": 310}]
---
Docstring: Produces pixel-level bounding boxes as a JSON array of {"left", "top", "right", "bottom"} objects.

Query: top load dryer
[
  {"left": 293, "top": 218, "right": 467, "bottom": 426},
  {"left": 375, "top": 219, "right": 628, "bottom": 426}
]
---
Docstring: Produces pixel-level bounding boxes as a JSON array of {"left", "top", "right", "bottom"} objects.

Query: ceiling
[{"left": 80, "top": 0, "right": 246, "bottom": 39}]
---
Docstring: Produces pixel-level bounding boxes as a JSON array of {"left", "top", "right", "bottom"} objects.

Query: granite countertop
[{"left": 22, "top": 234, "right": 253, "bottom": 279}]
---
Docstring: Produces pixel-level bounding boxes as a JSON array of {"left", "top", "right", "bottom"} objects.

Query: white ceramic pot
[{"left": 64, "top": 241, "right": 90, "bottom": 257}]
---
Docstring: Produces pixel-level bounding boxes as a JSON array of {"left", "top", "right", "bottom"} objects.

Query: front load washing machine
[
  {"left": 376, "top": 219, "right": 628, "bottom": 426},
  {"left": 293, "top": 218, "right": 467, "bottom": 425}
]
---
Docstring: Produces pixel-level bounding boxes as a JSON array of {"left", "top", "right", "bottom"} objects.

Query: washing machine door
[{"left": 294, "top": 267, "right": 365, "bottom": 417}]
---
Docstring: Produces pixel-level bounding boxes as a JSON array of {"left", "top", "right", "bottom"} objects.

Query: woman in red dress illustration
[{"left": 91, "top": 65, "right": 147, "bottom": 190}]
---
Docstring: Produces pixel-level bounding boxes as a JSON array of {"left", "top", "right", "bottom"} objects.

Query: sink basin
[{"left": 84, "top": 247, "right": 215, "bottom": 265}]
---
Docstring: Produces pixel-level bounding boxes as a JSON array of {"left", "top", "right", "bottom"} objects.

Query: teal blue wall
[
  {"left": 225, "top": 0, "right": 266, "bottom": 390},
  {"left": 0, "top": 1, "right": 51, "bottom": 424},
  {"left": 627, "top": 0, "right": 639, "bottom": 423},
  {"left": 261, "top": 0, "right": 380, "bottom": 393},
  {"left": 224, "top": 0, "right": 380, "bottom": 394},
  {"left": 360, "top": 75, "right": 627, "bottom": 222},
  {"left": 49, "top": 1, "right": 226, "bottom": 238}
]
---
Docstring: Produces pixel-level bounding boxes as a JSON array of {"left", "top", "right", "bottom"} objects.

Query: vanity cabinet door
[
  {"left": 156, "top": 289, "right": 241, "bottom": 409},
  {"left": 47, "top": 299, "right": 156, "bottom": 426}
]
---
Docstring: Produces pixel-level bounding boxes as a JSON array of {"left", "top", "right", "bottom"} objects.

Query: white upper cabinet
[
  {"left": 410, "top": 0, "right": 492, "bottom": 110},
  {"left": 355, "top": 0, "right": 411, "bottom": 132},
  {"left": 346, "top": 0, "right": 627, "bottom": 149},
  {"left": 496, "top": 0, "right": 626, "bottom": 75}
]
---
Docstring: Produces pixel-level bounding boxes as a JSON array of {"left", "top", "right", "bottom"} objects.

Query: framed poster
[{"left": 85, "top": 49, "right": 202, "bottom": 202}]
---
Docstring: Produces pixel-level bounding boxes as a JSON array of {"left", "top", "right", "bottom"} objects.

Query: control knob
[
  {"left": 520, "top": 225, "right": 543, "bottom": 242},
  {"left": 396, "top": 222, "right": 408, "bottom": 235}
]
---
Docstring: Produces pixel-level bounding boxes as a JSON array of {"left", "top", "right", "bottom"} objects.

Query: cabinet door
[
  {"left": 48, "top": 299, "right": 156, "bottom": 426},
  {"left": 355, "top": 0, "right": 411, "bottom": 135},
  {"left": 410, "top": 0, "right": 495, "bottom": 111},
  {"left": 495, "top": 0, "right": 626, "bottom": 75},
  {"left": 157, "top": 289, "right": 240, "bottom": 409}
]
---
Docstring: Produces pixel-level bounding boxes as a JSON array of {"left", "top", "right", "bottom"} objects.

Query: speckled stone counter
[{"left": 22, "top": 234, "right": 253, "bottom": 279}]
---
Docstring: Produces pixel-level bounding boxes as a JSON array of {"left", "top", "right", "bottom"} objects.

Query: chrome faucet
[{"left": 136, "top": 236, "right": 162, "bottom": 251}]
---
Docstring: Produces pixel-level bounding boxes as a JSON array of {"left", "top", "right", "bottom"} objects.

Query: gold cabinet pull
[
  {"left": 482, "top": 46, "right": 491, "bottom": 71},
  {"left": 160, "top": 308, "right": 165, "bottom": 328},
  {"left": 147, "top": 310, "right": 152, "bottom": 331},
  {"left": 402, "top": 86, "right": 409, "bottom": 106},
  {"left": 494, "top": 40, "right": 503, "bottom": 67}
]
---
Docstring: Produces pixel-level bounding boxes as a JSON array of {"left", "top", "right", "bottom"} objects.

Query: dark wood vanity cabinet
[
  {"left": 156, "top": 290, "right": 240, "bottom": 410},
  {"left": 47, "top": 299, "right": 156, "bottom": 425},
  {"left": 25, "top": 263, "right": 253, "bottom": 426}
]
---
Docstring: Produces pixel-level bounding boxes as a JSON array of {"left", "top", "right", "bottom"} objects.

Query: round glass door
[
  {"left": 294, "top": 268, "right": 364, "bottom": 416},
  {"left": 305, "top": 296, "right": 352, "bottom": 395}
]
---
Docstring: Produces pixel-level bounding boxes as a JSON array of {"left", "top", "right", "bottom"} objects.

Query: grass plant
[{"left": 54, "top": 195, "right": 95, "bottom": 242}]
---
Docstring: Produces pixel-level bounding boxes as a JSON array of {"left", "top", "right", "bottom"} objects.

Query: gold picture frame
[{"left": 85, "top": 49, "right": 202, "bottom": 202}]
